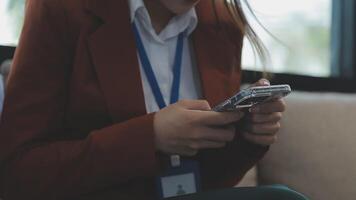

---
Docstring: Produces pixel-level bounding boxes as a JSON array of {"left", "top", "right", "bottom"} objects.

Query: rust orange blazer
[{"left": 0, "top": 0, "right": 268, "bottom": 199}]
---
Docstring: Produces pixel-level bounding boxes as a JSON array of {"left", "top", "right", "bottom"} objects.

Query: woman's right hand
[{"left": 153, "top": 100, "right": 245, "bottom": 156}]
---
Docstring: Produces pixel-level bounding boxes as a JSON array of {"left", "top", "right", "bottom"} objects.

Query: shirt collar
[
  {"left": 128, "top": 0, "right": 144, "bottom": 22},
  {"left": 128, "top": 0, "right": 198, "bottom": 42}
]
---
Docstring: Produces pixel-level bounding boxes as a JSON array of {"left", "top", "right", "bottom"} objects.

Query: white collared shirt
[{"left": 128, "top": 0, "right": 202, "bottom": 113}]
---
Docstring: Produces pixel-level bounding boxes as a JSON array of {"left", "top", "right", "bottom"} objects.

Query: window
[
  {"left": 242, "top": 0, "right": 332, "bottom": 78},
  {"left": 0, "top": 0, "right": 25, "bottom": 46},
  {"left": 0, "top": 0, "right": 355, "bottom": 92}
]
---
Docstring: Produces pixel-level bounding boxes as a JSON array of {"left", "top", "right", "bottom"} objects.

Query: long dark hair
[{"left": 222, "top": 0, "right": 269, "bottom": 69}]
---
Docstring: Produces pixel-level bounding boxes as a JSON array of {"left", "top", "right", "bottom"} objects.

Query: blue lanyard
[{"left": 133, "top": 22, "right": 184, "bottom": 109}]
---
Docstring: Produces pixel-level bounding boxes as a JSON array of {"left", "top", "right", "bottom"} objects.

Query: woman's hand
[
  {"left": 154, "top": 100, "right": 245, "bottom": 156},
  {"left": 242, "top": 79, "right": 286, "bottom": 146}
]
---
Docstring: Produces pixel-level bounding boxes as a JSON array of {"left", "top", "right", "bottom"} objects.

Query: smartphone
[{"left": 212, "top": 84, "right": 292, "bottom": 112}]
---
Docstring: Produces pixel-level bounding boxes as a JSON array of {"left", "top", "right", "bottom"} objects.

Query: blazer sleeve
[
  {"left": 0, "top": 75, "right": 4, "bottom": 115},
  {"left": 0, "top": 0, "right": 157, "bottom": 199},
  {"left": 198, "top": 130, "right": 269, "bottom": 190}
]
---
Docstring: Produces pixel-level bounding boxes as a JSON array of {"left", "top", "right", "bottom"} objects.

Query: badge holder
[
  {"left": 133, "top": 23, "right": 201, "bottom": 199},
  {"left": 156, "top": 155, "right": 201, "bottom": 199}
]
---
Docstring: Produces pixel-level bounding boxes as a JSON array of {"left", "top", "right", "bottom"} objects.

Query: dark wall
[{"left": 0, "top": 45, "right": 16, "bottom": 65}]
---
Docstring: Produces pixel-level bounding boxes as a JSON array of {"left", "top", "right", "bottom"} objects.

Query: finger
[
  {"left": 250, "top": 99, "right": 286, "bottom": 114},
  {"left": 248, "top": 112, "right": 283, "bottom": 124},
  {"left": 192, "top": 125, "right": 236, "bottom": 142},
  {"left": 243, "top": 132, "right": 278, "bottom": 146},
  {"left": 175, "top": 146, "right": 198, "bottom": 157},
  {"left": 189, "top": 140, "right": 226, "bottom": 150},
  {"left": 245, "top": 122, "right": 281, "bottom": 135},
  {"left": 178, "top": 99, "right": 211, "bottom": 111},
  {"left": 196, "top": 111, "right": 245, "bottom": 126},
  {"left": 250, "top": 79, "right": 270, "bottom": 87},
  {"left": 180, "top": 149, "right": 198, "bottom": 157}
]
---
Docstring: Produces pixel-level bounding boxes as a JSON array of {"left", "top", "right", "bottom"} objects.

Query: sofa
[{"left": 238, "top": 91, "right": 356, "bottom": 200}]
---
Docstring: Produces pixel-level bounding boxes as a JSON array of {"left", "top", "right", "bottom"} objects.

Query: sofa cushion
[
  {"left": 236, "top": 167, "right": 258, "bottom": 187},
  {"left": 258, "top": 91, "right": 356, "bottom": 200}
]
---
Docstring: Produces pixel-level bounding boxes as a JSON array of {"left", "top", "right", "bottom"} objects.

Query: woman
[{"left": 0, "top": 0, "right": 306, "bottom": 199}]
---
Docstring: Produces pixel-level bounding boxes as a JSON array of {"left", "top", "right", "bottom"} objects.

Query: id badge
[{"left": 156, "top": 156, "right": 201, "bottom": 199}]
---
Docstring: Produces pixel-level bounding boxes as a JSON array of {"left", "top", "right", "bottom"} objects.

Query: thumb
[{"left": 251, "top": 79, "right": 270, "bottom": 87}]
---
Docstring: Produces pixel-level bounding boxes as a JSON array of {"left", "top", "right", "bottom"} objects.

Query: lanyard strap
[{"left": 132, "top": 22, "right": 185, "bottom": 109}]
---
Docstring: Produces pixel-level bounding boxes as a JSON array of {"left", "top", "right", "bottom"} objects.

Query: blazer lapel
[
  {"left": 85, "top": 0, "right": 242, "bottom": 122},
  {"left": 86, "top": 0, "right": 147, "bottom": 122}
]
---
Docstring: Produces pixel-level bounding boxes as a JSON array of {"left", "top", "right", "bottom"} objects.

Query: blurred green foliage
[
  {"left": 271, "top": 14, "right": 331, "bottom": 76},
  {"left": 3, "top": 0, "right": 25, "bottom": 44},
  {"left": 7, "top": 0, "right": 18, "bottom": 10}
]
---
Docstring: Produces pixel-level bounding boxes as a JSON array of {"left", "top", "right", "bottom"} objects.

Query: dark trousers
[{"left": 170, "top": 185, "right": 309, "bottom": 200}]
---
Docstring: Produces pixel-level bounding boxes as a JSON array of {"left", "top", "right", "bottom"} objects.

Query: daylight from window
[
  {"left": 1, "top": 0, "right": 332, "bottom": 77},
  {"left": 242, "top": 0, "right": 332, "bottom": 77},
  {"left": 0, "top": 0, "right": 25, "bottom": 46}
]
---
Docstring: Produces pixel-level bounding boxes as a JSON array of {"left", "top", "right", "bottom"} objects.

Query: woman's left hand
[{"left": 242, "top": 79, "right": 286, "bottom": 146}]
